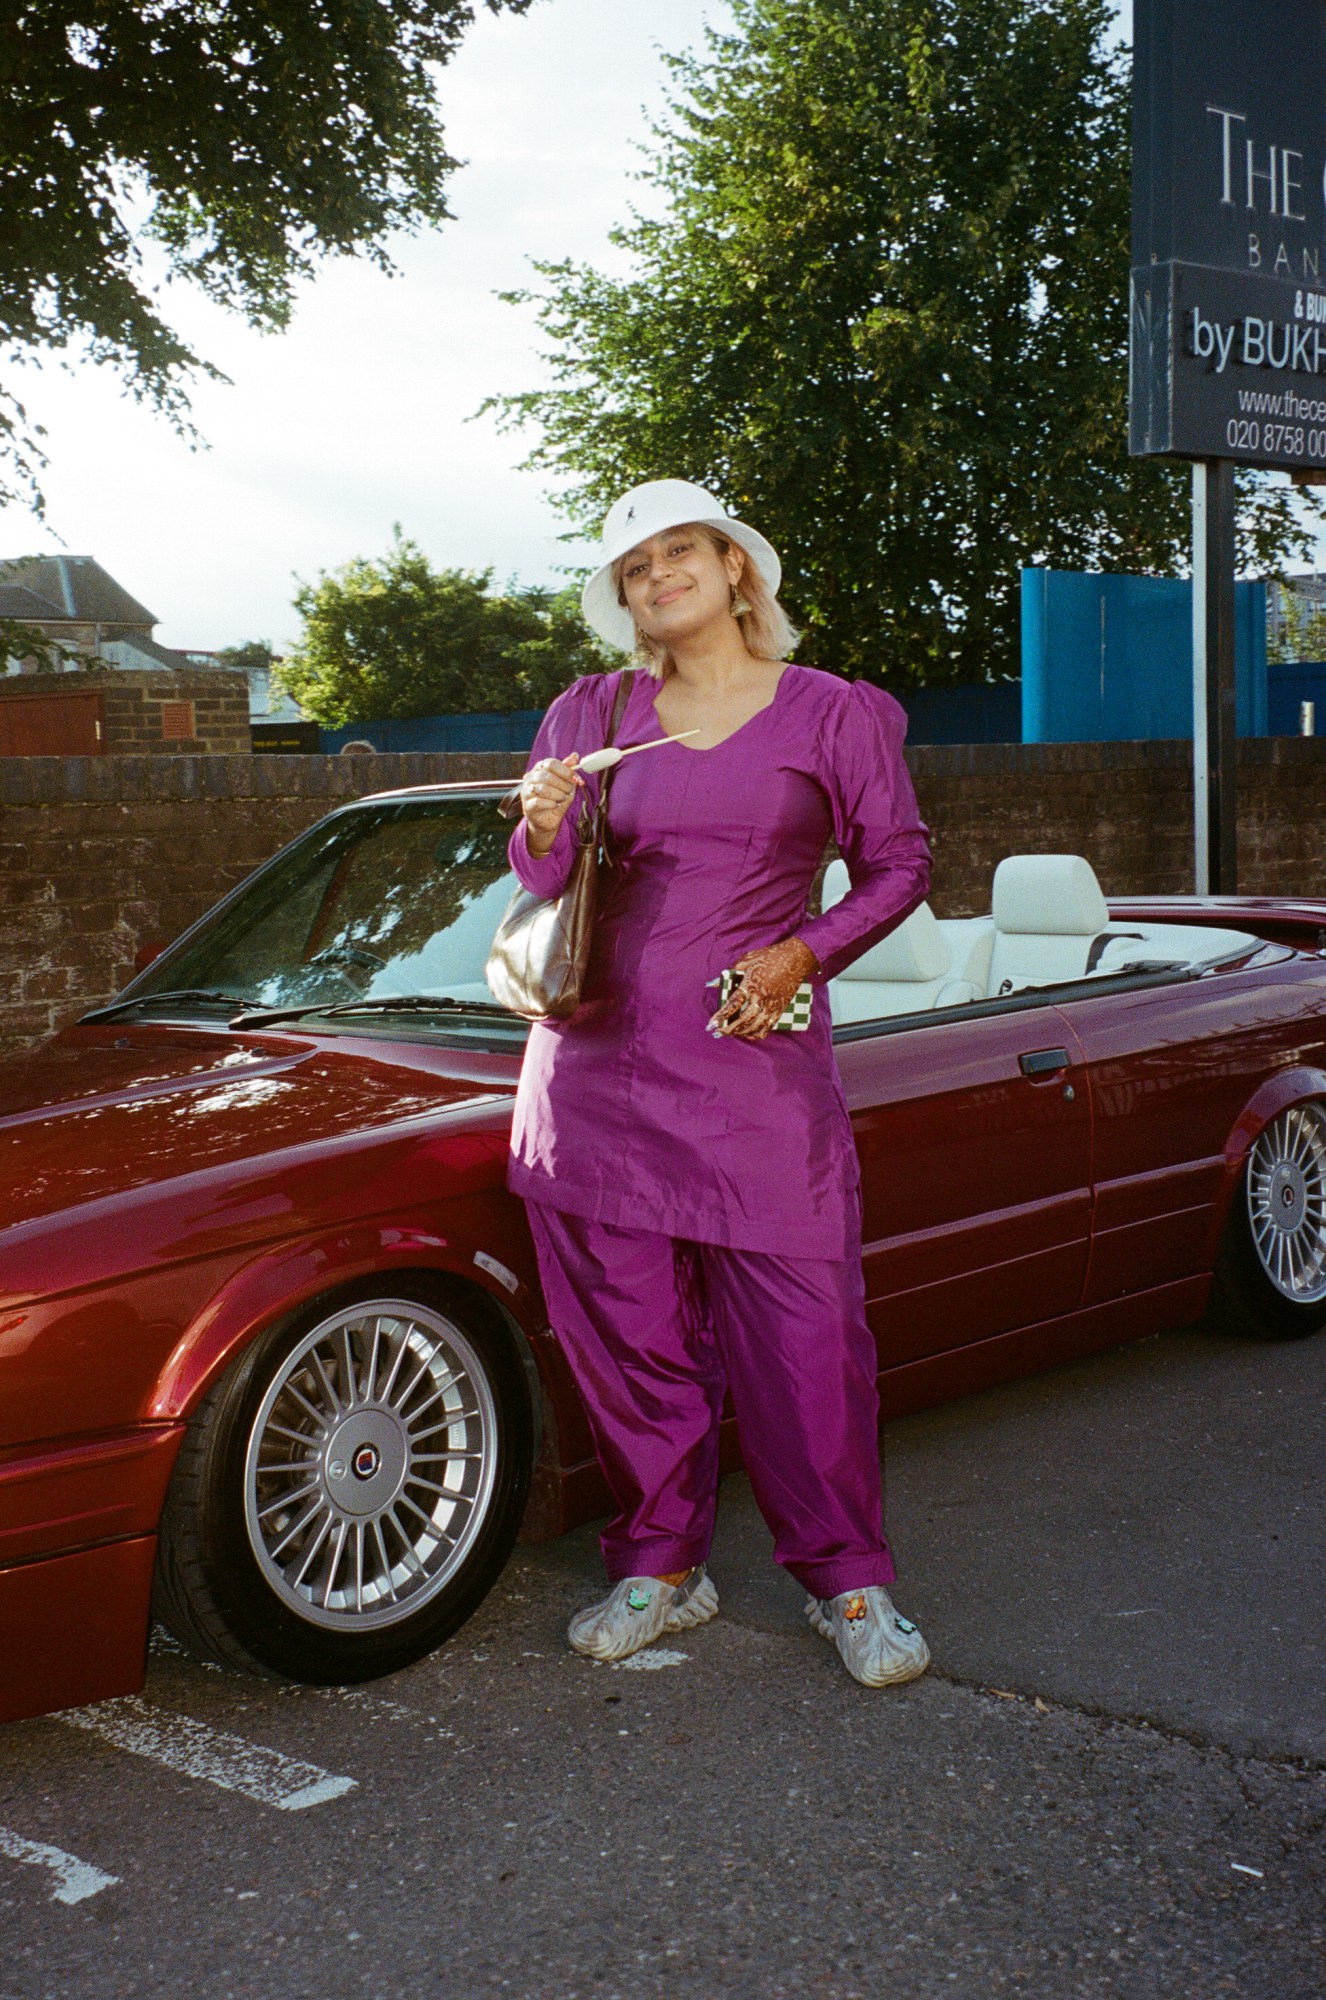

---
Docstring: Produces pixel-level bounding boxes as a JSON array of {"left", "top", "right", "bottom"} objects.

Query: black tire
[
  {"left": 1208, "top": 1102, "right": 1326, "bottom": 1343},
  {"left": 153, "top": 1275, "right": 533, "bottom": 1682}
]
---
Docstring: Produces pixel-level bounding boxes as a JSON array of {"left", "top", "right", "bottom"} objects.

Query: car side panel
[
  {"left": 1066, "top": 959, "right": 1326, "bottom": 1308},
  {"left": 0, "top": 1536, "right": 156, "bottom": 1726},
  {"left": 835, "top": 1007, "right": 1092, "bottom": 1362},
  {"left": 0, "top": 1424, "right": 184, "bottom": 1568}
]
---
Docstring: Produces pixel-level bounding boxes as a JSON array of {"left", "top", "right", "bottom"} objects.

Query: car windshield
[{"left": 125, "top": 794, "right": 525, "bottom": 1031}]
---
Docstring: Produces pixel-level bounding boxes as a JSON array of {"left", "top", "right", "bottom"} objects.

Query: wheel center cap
[
  {"left": 1268, "top": 1162, "right": 1306, "bottom": 1231},
  {"left": 325, "top": 1411, "right": 407, "bottom": 1517}
]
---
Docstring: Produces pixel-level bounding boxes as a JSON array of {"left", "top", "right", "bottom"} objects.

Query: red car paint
[{"left": 3, "top": 782, "right": 1325, "bottom": 1724}]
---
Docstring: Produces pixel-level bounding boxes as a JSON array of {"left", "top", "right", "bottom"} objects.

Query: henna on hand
[{"left": 707, "top": 935, "right": 820, "bottom": 1040}]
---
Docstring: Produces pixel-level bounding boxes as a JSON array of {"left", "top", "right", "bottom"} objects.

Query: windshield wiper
[
  {"left": 229, "top": 993, "right": 518, "bottom": 1029},
  {"left": 81, "top": 989, "right": 250, "bottom": 1024}
]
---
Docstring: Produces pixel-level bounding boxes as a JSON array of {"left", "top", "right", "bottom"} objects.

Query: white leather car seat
[
  {"left": 821, "top": 860, "right": 981, "bottom": 1022},
  {"left": 986, "top": 854, "right": 1111, "bottom": 996}
]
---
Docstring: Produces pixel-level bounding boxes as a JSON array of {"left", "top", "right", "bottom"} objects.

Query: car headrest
[
  {"left": 841, "top": 901, "right": 951, "bottom": 982},
  {"left": 821, "top": 860, "right": 950, "bottom": 979},
  {"left": 821, "top": 858, "right": 851, "bottom": 909},
  {"left": 992, "top": 855, "right": 1110, "bottom": 936}
]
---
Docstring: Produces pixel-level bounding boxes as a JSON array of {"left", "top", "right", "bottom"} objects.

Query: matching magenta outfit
[{"left": 507, "top": 663, "right": 931, "bottom": 1594}]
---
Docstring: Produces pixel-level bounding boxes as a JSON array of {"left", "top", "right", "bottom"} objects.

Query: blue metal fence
[
  {"left": 1021, "top": 568, "right": 1268, "bottom": 742},
  {"left": 316, "top": 599, "right": 1322, "bottom": 756},
  {"left": 321, "top": 709, "right": 546, "bottom": 755},
  {"left": 894, "top": 680, "right": 1020, "bottom": 744},
  {"left": 1267, "top": 660, "right": 1326, "bottom": 736}
]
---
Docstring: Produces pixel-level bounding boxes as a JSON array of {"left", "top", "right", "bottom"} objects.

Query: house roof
[
  {"left": 0, "top": 556, "right": 156, "bottom": 628},
  {"left": 99, "top": 631, "right": 195, "bottom": 670},
  {"left": 0, "top": 584, "right": 67, "bottom": 622}
]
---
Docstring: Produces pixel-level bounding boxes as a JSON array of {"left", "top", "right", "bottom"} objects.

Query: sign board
[{"left": 1131, "top": 0, "right": 1326, "bottom": 469}]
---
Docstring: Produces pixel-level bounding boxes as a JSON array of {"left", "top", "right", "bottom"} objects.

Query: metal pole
[{"left": 1191, "top": 459, "right": 1237, "bottom": 893}]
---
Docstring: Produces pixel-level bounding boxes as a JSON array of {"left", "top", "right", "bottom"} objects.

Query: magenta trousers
[{"left": 525, "top": 1202, "right": 896, "bottom": 1599}]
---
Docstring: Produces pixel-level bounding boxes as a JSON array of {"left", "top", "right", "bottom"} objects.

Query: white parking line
[
  {"left": 59, "top": 1697, "right": 357, "bottom": 1811},
  {"left": 0, "top": 1826, "right": 119, "bottom": 1905}
]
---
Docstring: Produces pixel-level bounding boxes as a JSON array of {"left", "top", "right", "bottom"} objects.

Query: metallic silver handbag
[{"left": 485, "top": 671, "right": 632, "bottom": 1021}]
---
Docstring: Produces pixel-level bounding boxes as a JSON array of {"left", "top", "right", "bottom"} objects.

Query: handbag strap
[
  {"left": 589, "top": 668, "right": 633, "bottom": 851},
  {"left": 497, "top": 668, "right": 633, "bottom": 825}
]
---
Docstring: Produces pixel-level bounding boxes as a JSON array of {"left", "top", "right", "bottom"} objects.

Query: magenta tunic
[{"left": 505, "top": 663, "right": 931, "bottom": 1260}]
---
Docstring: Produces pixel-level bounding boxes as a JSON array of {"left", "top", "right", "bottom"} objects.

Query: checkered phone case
[{"left": 717, "top": 968, "right": 814, "bottom": 1031}]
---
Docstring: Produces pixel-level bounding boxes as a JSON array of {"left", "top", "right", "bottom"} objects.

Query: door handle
[{"left": 1019, "top": 1047, "right": 1071, "bottom": 1077}]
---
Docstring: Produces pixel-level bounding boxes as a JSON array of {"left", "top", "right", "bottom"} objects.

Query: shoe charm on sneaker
[
  {"left": 805, "top": 1584, "right": 931, "bottom": 1688},
  {"left": 567, "top": 1566, "right": 721, "bottom": 1661}
]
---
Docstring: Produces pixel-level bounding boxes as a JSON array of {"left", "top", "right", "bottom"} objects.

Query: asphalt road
[{"left": 2, "top": 1320, "right": 1323, "bottom": 2000}]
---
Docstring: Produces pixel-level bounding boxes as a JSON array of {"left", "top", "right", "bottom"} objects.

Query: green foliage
[
  {"left": 0, "top": 0, "right": 530, "bottom": 513},
  {"left": 1267, "top": 586, "right": 1326, "bottom": 665},
  {"left": 0, "top": 619, "right": 83, "bottom": 671},
  {"left": 215, "top": 640, "right": 275, "bottom": 673},
  {"left": 276, "top": 530, "right": 613, "bottom": 725},
  {"left": 488, "top": 0, "right": 1323, "bottom": 688}
]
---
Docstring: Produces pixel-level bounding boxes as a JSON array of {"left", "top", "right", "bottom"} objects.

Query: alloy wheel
[
  {"left": 1246, "top": 1103, "right": 1326, "bottom": 1305},
  {"left": 242, "top": 1298, "right": 499, "bottom": 1631}
]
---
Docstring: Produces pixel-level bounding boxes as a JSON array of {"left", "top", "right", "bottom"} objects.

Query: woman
[{"left": 505, "top": 478, "right": 933, "bottom": 1687}]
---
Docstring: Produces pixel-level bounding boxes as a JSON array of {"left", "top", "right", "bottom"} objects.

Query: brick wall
[
  {"left": 0, "top": 669, "right": 252, "bottom": 756},
  {"left": 0, "top": 751, "right": 526, "bottom": 1055},
  {"left": 913, "top": 736, "right": 1326, "bottom": 917},
  {"left": 0, "top": 740, "right": 1324, "bottom": 1058}
]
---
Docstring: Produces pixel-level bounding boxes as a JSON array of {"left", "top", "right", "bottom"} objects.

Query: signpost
[{"left": 1130, "top": 0, "right": 1326, "bottom": 891}]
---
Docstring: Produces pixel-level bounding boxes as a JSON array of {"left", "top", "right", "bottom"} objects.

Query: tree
[
  {"left": 488, "top": 0, "right": 1323, "bottom": 688},
  {"left": 215, "top": 641, "right": 275, "bottom": 673},
  {"left": 0, "top": 619, "right": 81, "bottom": 672},
  {"left": 1, "top": 0, "right": 529, "bottom": 513},
  {"left": 276, "top": 530, "right": 613, "bottom": 725},
  {"left": 1267, "top": 585, "right": 1326, "bottom": 665}
]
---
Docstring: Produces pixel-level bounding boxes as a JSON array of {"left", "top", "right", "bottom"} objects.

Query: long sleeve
[
  {"left": 795, "top": 680, "right": 932, "bottom": 984},
  {"left": 506, "top": 676, "right": 611, "bottom": 899}
]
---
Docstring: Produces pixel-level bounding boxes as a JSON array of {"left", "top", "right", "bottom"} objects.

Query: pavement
[{"left": 1, "top": 1319, "right": 1323, "bottom": 2000}]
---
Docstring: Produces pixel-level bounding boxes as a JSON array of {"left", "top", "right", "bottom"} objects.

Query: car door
[
  {"left": 834, "top": 998, "right": 1092, "bottom": 1367},
  {"left": 1053, "top": 949, "right": 1326, "bottom": 1307}
]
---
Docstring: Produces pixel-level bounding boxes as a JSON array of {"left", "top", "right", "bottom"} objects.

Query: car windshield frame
[{"left": 102, "top": 786, "right": 531, "bottom": 1041}]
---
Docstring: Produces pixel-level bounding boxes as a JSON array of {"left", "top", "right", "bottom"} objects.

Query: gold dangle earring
[{"left": 730, "top": 585, "right": 752, "bottom": 619}]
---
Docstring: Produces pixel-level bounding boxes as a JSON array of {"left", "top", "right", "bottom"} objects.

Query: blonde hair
[{"left": 612, "top": 522, "right": 798, "bottom": 681}]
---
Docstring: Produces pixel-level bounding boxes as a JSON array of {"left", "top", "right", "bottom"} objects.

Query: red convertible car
[{"left": 4, "top": 780, "right": 1326, "bottom": 1725}]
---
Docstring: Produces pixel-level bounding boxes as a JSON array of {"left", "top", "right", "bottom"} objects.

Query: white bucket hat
[{"left": 580, "top": 478, "right": 782, "bottom": 653}]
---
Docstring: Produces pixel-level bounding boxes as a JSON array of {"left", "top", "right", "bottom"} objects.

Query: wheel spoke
[
  {"left": 406, "top": 1475, "right": 478, "bottom": 1501},
  {"left": 289, "top": 1509, "right": 334, "bottom": 1589},
  {"left": 364, "top": 1320, "right": 383, "bottom": 1400},
  {"left": 310, "top": 1347, "right": 343, "bottom": 1416},
  {"left": 283, "top": 1380, "right": 329, "bottom": 1429},
  {"left": 256, "top": 1480, "right": 318, "bottom": 1521},
  {"left": 339, "top": 1326, "right": 361, "bottom": 1407},
  {"left": 273, "top": 1496, "right": 329, "bottom": 1565},
  {"left": 370, "top": 1517, "right": 398, "bottom": 1602},
  {"left": 377, "top": 1326, "right": 411, "bottom": 1402},
  {"left": 391, "top": 1350, "right": 443, "bottom": 1415},
  {"left": 265, "top": 1418, "right": 325, "bottom": 1448},
  {"left": 243, "top": 1298, "right": 499, "bottom": 1632},
  {"left": 322, "top": 1520, "right": 350, "bottom": 1609}
]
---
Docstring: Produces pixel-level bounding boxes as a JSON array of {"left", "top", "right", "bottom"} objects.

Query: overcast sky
[
  {"left": 4, "top": 0, "right": 1145, "bottom": 655},
  {"left": 2, "top": 1, "right": 742, "bottom": 652}
]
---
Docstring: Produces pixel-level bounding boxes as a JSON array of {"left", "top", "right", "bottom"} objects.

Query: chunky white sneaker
[
  {"left": 806, "top": 1585, "right": 931, "bottom": 1687},
  {"left": 567, "top": 1565, "right": 719, "bottom": 1662}
]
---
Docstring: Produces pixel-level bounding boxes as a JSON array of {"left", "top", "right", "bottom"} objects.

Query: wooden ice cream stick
[{"left": 576, "top": 731, "right": 699, "bottom": 773}]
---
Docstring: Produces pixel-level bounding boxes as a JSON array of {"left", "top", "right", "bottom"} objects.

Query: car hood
[{"left": 0, "top": 1024, "right": 518, "bottom": 1235}]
